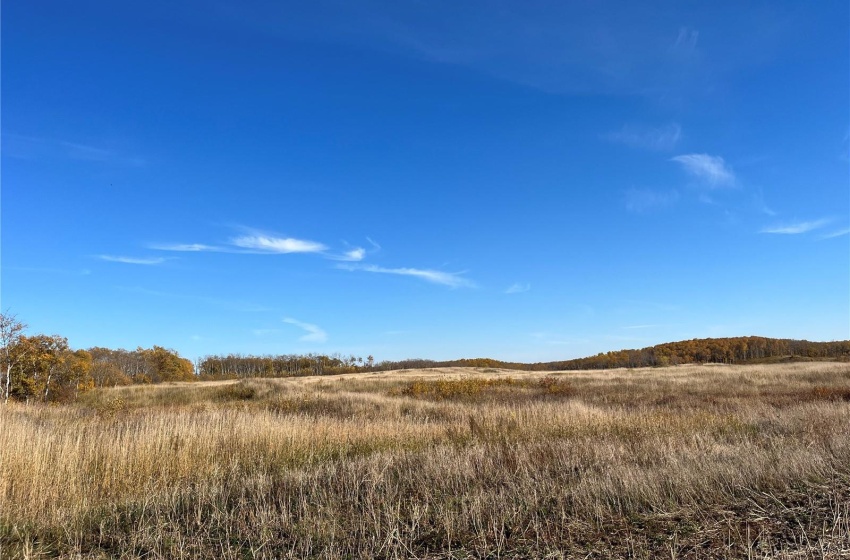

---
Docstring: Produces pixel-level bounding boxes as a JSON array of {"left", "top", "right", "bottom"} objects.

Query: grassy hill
[{"left": 370, "top": 336, "right": 850, "bottom": 373}]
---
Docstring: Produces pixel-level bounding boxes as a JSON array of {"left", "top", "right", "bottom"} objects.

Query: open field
[{"left": 2, "top": 362, "right": 850, "bottom": 558}]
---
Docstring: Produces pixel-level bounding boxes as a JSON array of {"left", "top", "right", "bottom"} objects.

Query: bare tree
[{"left": 0, "top": 311, "right": 27, "bottom": 404}]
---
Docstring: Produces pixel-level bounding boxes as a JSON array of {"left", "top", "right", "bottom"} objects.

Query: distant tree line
[
  {"left": 530, "top": 336, "right": 850, "bottom": 370},
  {"left": 196, "top": 337, "right": 850, "bottom": 380},
  {"left": 196, "top": 353, "right": 374, "bottom": 379},
  {"left": 2, "top": 311, "right": 848, "bottom": 404},
  {"left": 372, "top": 338, "right": 850, "bottom": 371}
]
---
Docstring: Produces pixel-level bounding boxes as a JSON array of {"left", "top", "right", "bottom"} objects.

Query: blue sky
[{"left": 2, "top": 1, "right": 848, "bottom": 363}]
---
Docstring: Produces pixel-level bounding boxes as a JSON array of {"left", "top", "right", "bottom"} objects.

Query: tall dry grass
[{"left": 2, "top": 362, "right": 850, "bottom": 558}]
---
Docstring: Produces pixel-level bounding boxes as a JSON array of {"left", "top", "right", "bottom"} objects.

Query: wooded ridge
[{"left": 1, "top": 311, "right": 848, "bottom": 403}]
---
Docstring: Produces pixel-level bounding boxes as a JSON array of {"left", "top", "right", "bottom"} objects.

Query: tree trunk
[
  {"left": 3, "top": 364, "right": 10, "bottom": 404},
  {"left": 44, "top": 370, "right": 53, "bottom": 402}
]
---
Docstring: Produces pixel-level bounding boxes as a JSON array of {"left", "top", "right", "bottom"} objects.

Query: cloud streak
[
  {"left": 252, "top": 328, "right": 281, "bottom": 336},
  {"left": 606, "top": 123, "right": 682, "bottom": 151},
  {"left": 149, "top": 243, "right": 225, "bottom": 252},
  {"left": 624, "top": 188, "right": 679, "bottom": 213},
  {"left": 153, "top": 230, "right": 371, "bottom": 261},
  {"left": 343, "top": 248, "right": 366, "bottom": 261},
  {"left": 283, "top": 318, "right": 327, "bottom": 343},
  {"left": 760, "top": 219, "right": 831, "bottom": 235},
  {"left": 231, "top": 235, "right": 327, "bottom": 254},
  {"left": 821, "top": 227, "right": 850, "bottom": 239},
  {"left": 340, "top": 264, "right": 475, "bottom": 288},
  {"left": 671, "top": 154, "right": 736, "bottom": 187},
  {"left": 505, "top": 282, "right": 530, "bottom": 294},
  {"left": 3, "top": 133, "right": 145, "bottom": 165},
  {"left": 325, "top": 246, "right": 367, "bottom": 262},
  {"left": 98, "top": 255, "right": 167, "bottom": 265},
  {"left": 671, "top": 27, "right": 699, "bottom": 56}
]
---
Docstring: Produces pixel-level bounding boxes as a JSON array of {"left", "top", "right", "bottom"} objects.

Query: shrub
[
  {"left": 538, "top": 376, "right": 575, "bottom": 396},
  {"left": 398, "top": 378, "right": 517, "bottom": 400},
  {"left": 811, "top": 386, "right": 850, "bottom": 401},
  {"left": 214, "top": 383, "right": 256, "bottom": 401}
]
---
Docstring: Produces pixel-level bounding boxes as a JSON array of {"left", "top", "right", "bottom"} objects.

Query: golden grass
[{"left": 2, "top": 362, "right": 850, "bottom": 558}]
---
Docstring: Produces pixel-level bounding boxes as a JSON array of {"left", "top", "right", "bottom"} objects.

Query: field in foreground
[{"left": 2, "top": 363, "right": 850, "bottom": 559}]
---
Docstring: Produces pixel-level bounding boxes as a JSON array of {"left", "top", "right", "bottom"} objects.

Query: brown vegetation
[
  {"left": 191, "top": 337, "right": 850, "bottom": 382},
  {"left": 2, "top": 362, "right": 850, "bottom": 558},
  {"left": 0, "top": 312, "right": 197, "bottom": 404},
  {"left": 369, "top": 337, "right": 850, "bottom": 372}
]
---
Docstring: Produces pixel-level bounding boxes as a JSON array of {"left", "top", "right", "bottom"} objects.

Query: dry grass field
[{"left": 2, "top": 362, "right": 850, "bottom": 558}]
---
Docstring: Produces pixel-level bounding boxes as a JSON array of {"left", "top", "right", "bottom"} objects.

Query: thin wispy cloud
[
  {"left": 3, "top": 133, "right": 145, "bottom": 165},
  {"left": 671, "top": 154, "right": 736, "bottom": 187},
  {"left": 671, "top": 27, "right": 699, "bottom": 57},
  {"left": 624, "top": 188, "right": 679, "bottom": 213},
  {"left": 324, "top": 237, "right": 381, "bottom": 262},
  {"left": 98, "top": 255, "right": 167, "bottom": 265},
  {"left": 153, "top": 230, "right": 363, "bottom": 259},
  {"left": 752, "top": 189, "right": 777, "bottom": 216},
  {"left": 231, "top": 235, "right": 327, "bottom": 254},
  {"left": 760, "top": 218, "right": 831, "bottom": 235},
  {"left": 328, "top": 237, "right": 381, "bottom": 262},
  {"left": 340, "top": 264, "right": 475, "bottom": 288},
  {"left": 282, "top": 318, "right": 327, "bottom": 343},
  {"left": 697, "top": 193, "right": 717, "bottom": 205},
  {"left": 821, "top": 227, "right": 850, "bottom": 239},
  {"left": 150, "top": 243, "right": 225, "bottom": 252},
  {"left": 59, "top": 140, "right": 145, "bottom": 165},
  {"left": 326, "top": 246, "right": 367, "bottom": 262},
  {"left": 60, "top": 140, "right": 114, "bottom": 160},
  {"left": 342, "top": 247, "right": 366, "bottom": 261},
  {"left": 228, "top": 4, "right": 761, "bottom": 97},
  {"left": 252, "top": 328, "right": 282, "bottom": 336},
  {"left": 606, "top": 123, "right": 682, "bottom": 151},
  {"left": 505, "top": 282, "right": 530, "bottom": 294}
]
